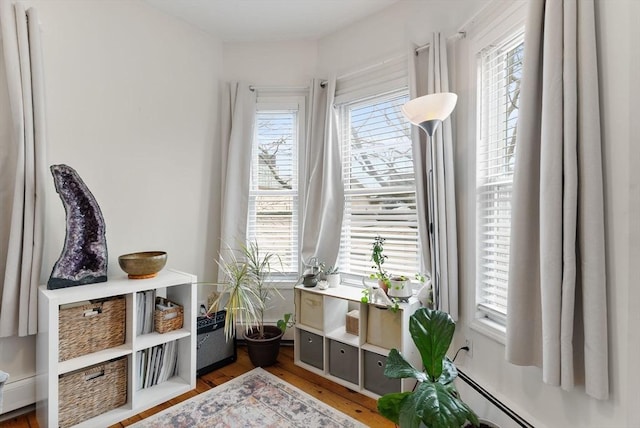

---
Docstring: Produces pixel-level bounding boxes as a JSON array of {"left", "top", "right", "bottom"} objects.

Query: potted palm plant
[
  {"left": 208, "top": 241, "right": 292, "bottom": 367},
  {"left": 377, "top": 308, "right": 479, "bottom": 428}
]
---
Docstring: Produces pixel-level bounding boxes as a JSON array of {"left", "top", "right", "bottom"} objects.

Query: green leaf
[
  {"left": 438, "top": 359, "right": 458, "bottom": 385},
  {"left": 277, "top": 313, "right": 292, "bottom": 333},
  {"left": 410, "top": 308, "right": 455, "bottom": 381},
  {"left": 383, "top": 349, "right": 428, "bottom": 382},
  {"left": 377, "top": 392, "right": 411, "bottom": 425},
  {"left": 403, "top": 381, "right": 478, "bottom": 428}
]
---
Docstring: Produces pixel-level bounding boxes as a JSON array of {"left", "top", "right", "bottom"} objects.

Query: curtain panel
[
  {"left": 217, "top": 82, "right": 256, "bottom": 276},
  {"left": 0, "top": 1, "right": 47, "bottom": 338},
  {"left": 408, "top": 33, "right": 459, "bottom": 319},
  {"left": 300, "top": 78, "right": 344, "bottom": 267},
  {"left": 505, "top": 0, "right": 608, "bottom": 400}
]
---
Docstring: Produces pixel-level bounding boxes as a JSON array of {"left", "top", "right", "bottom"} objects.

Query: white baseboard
[{"left": 1, "top": 376, "right": 35, "bottom": 416}]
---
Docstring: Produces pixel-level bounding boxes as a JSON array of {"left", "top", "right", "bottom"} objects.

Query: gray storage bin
[
  {"left": 364, "top": 350, "right": 401, "bottom": 396},
  {"left": 329, "top": 340, "right": 358, "bottom": 385},
  {"left": 299, "top": 330, "right": 324, "bottom": 370}
]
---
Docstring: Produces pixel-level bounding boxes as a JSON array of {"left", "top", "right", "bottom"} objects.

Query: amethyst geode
[{"left": 47, "top": 164, "right": 108, "bottom": 289}]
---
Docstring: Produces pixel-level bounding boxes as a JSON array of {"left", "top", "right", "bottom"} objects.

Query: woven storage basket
[
  {"left": 154, "top": 297, "right": 183, "bottom": 334},
  {"left": 59, "top": 296, "right": 126, "bottom": 362},
  {"left": 58, "top": 357, "right": 127, "bottom": 428}
]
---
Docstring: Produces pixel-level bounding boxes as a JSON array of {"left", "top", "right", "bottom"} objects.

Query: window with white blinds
[
  {"left": 248, "top": 107, "right": 300, "bottom": 273},
  {"left": 476, "top": 30, "right": 525, "bottom": 324},
  {"left": 338, "top": 89, "right": 420, "bottom": 280}
]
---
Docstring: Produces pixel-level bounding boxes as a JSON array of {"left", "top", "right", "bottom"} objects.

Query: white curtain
[
  {"left": 505, "top": 0, "right": 608, "bottom": 400},
  {"left": 300, "top": 78, "right": 343, "bottom": 267},
  {"left": 218, "top": 82, "right": 256, "bottom": 271},
  {"left": 408, "top": 33, "right": 459, "bottom": 319},
  {"left": 0, "top": 1, "right": 47, "bottom": 338}
]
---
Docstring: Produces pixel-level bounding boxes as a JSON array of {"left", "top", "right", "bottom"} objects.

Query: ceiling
[{"left": 145, "top": 0, "right": 401, "bottom": 42}]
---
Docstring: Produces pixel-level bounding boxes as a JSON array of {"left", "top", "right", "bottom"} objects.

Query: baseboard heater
[{"left": 457, "top": 369, "right": 534, "bottom": 428}]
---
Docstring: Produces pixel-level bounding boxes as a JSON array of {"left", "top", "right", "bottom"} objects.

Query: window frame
[
  {"left": 248, "top": 94, "right": 306, "bottom": 283},
  {"left": 467, "top": 2, "right": 526, "bottom": 342},
  {"left": 336, "top": 87, "right": 421, "bottom": 286}
]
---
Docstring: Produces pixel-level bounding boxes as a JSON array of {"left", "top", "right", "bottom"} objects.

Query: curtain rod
[
  {"left": 415, "top": 31, "right": 467, "bottom": 55},
  {"left": 249, "top": 85, "right": 309, "bottom": 92}
]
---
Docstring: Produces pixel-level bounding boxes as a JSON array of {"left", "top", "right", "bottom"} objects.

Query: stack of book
[
  {"left": 136, "top": 341, "right": 178, "bottom": 390},
  {"left": 136, "top": 290, "right": 156, "bottom": 335}
]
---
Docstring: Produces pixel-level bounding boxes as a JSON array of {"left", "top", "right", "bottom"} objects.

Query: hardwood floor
[{"left": 1, "top": 345, "right": 393, "bottom": 427}]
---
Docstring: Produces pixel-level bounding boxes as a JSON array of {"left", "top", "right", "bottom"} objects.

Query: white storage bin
[{"left": 366, "top": 305, "right": 402, "bottom": 350}]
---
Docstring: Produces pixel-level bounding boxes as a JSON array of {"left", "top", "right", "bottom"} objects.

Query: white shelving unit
[
  {"left": 294, "top": 284, "right": 421, "bottom": 399},
  {"left": 36, "top": 269, "right": 197, "bottom": 428}
]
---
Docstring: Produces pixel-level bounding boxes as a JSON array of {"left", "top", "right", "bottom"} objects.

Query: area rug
[{"left": 130, "top": 368, "right": 366, "bottom": 427}]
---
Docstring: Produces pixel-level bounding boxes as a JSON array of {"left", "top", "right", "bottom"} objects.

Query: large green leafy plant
[{"left": 377, "top": 308, "right": 479, "bottom": 428}]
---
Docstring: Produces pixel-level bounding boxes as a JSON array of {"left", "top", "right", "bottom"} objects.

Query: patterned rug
[{"left": 130, "top": 368, "right": 366, "bottom": 427}]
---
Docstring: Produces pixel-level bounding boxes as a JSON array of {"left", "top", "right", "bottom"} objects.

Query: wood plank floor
[{"left": 1, "top": 345, "right": 394, "bottom": 427}]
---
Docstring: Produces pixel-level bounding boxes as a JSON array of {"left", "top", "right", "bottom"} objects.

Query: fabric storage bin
[
  {"left": 363, "top": 350, "right": 401, "bottom": 396},
  {"left": 58, "top": 357, "right": 127, "bottom": 428},
  {"left": 366, "top": 305, "right": 401, "bottom": 350},
  {"left": 154, "top": 296, "right": 184, "bottom": 333},
  {"left": 329, "top": 339, "right": 358, "bottom": 384},
  {"left": 299, "top": 292, "right": 323, "bottom": 330},
  {"left": 299, "top": 329, "right": 324, "bottom": 370},
  {"left": 59, "top": 296, "right": 126, "bottom": 361}
]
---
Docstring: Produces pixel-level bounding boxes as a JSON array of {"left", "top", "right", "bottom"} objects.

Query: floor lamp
[{"left": 401, "top": 92, "right": 457, "bottom": 310}]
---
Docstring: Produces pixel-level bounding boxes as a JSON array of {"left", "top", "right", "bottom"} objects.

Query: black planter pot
[{"left": 243, "top": 325, "right": 284, "bottom": 367}]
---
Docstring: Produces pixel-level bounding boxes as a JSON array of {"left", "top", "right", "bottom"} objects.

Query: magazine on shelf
[
  {"left": 137, "top": 341, "right": 178, "bottom": 389},
  {"left": 136, "top": 290, "right": 156, "bottom": 335}
]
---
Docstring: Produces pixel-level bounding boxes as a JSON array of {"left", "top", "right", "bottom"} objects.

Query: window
[
  {"left": 338, "top": 89, "right": 421, "bottom": 280},
  {"left": 248, "top": 98, "right": 304, "bottom": 275},
  {"left": 475, "top": 30, "right": 525, "bottom": 324}
]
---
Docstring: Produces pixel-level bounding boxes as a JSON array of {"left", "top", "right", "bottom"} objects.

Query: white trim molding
[{"left": 1, "top": 375, "right": 35, "bottom": 416}]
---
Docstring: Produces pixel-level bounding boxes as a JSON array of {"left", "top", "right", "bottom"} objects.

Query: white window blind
[
  {"left": 476, "top": 30, "right": 524, "bottom": 323},
  {"left": 248, "top": 109, "right": 299, "bottom": 273},
  {"left": 338, "top": 89, "right": 420, "bottom": 280}
]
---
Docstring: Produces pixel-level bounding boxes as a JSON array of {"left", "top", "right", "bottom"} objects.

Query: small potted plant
[
  {"left": 323, "top": 265, "right": 340, "bottom": 288},
  {"left": 387, "top": 274, "right": 412, "bottom": 300},
  {"left": 208, "top": 241, "right": 292, "bottom": 367},
  {"left": 370, "top": 235, "right": 390, "bottom": 293},
  {"left": 377, "top": 308, "right": 479, "bottom": 428}
]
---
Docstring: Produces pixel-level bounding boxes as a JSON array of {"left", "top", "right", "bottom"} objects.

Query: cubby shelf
[
  {"left": 294, "top": 284, "right": 420, "bottom": 399},
  {"left": 36, "top": 269, "right": 197, "bottom": 428}
]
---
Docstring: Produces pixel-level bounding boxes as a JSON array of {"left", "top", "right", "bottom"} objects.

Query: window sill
[{"left": 470, "top": 317, "right": 506, "bottom": 345}]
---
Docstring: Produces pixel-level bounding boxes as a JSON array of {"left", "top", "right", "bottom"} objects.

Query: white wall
[
  {"left": 222, "top": 39, "right": 317, "bottom": 86},
  {"left": 0, "top": 0, "right": 222, "bottom": 413},
  {"left": 317, "top": 0, "right": 487, "bottom": 78}
]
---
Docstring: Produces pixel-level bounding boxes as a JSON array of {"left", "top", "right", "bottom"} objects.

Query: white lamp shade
[{"left": 401, "top": 92, "right": 458, "bottom": 125}]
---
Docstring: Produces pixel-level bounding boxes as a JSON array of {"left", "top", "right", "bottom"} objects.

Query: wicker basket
[
  {"left": 154, "top": 297, "right": 183, "bottom": 334},
  {"left": 59, "top": 297, "right": 126, "bottom": 362},
  {"left": 58, "top": 357, "right": 127, "bottom": 428}
]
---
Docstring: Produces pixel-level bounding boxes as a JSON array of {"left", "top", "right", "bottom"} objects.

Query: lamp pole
[
  {"left": 417, "top": 119, "right": 442, "bottom": 311},
  {"left": 401, "top": 92, "right": 457, "bottom": 311}
]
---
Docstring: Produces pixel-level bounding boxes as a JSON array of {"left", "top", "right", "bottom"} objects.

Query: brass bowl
[{"left": 118, "top": 251, "right": 167, "bottom": 279}]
